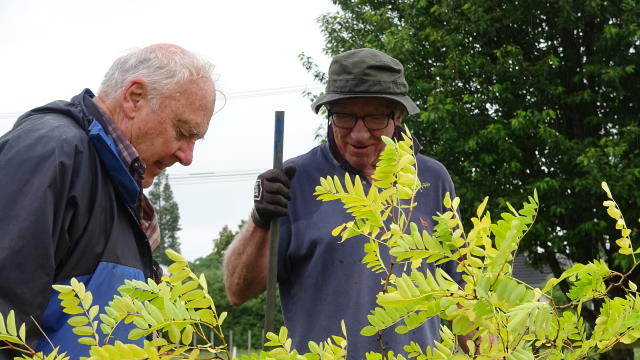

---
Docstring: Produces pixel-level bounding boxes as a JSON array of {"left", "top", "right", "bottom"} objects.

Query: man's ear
[
  {"left": 122, "top": 79, "right": 148, "bottom": 118},
  {"left": 394, "top": 107, "right": 406, "bottom": 125}
]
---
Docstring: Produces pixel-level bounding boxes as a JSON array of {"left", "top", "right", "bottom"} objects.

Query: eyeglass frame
[{"left": 327, "top": 111, "right": 396, "bottom": 130}]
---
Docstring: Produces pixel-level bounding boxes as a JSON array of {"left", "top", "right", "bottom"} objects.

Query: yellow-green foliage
[
  {"left": 239, "top": 322, "right": 348, "bottom": 360},
  {"left": 311, "top": 127, "right": 640, "bottom": 359},
  {"left": 2, "top": 127, "right": 639, "bottom": 360},
  {"left": 1, "top": 249, "right": 229, "bottom": 360},
  {"left": 314, "top": 127, "right": 423, "bottom": 276},
  {"left": 0, "top": 310, "right": 71, "bottom": 360}
]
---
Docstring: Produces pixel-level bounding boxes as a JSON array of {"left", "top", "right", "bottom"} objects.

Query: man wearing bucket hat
[{"left": 224, "top": 48, "right": 462, "bottom": 359}]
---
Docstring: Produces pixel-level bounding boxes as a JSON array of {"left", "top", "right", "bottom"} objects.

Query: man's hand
[{"left": 251, "top": 165, "right": 296, "bottom": 229}]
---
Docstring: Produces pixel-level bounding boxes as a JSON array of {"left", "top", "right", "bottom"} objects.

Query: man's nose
[
  {"left": 175, "top": 140, "right": 195, "bottom": 166},
  {"left": 349, "top": 117, "right": 370, "bottom": 138}
]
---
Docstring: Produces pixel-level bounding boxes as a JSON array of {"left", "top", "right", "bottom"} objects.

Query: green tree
[
  {"left": 191, "top": 221, "right": 283, "bottom": 351},
  {"left": 214, "top": 220, "right": 246, "bottom": 258},
  {"left": 148, "top": 170, "right": 182, "bottom": 266},
  {"left": 311, "top": 2, "right": 640, "bottom": 355}
]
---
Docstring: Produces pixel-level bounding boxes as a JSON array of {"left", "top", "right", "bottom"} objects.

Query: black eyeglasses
[{"left": 328, "top": 112, "right": 395, "bottom": 130}]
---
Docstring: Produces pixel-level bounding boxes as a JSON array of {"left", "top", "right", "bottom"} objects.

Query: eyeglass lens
[{"left": 331, "top": 113, "right": 392, "bottom": 130}]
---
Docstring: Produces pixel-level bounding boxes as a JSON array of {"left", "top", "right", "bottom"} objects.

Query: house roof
[{"left": 511, "top": 254, "right": 553, "bottom": 287}]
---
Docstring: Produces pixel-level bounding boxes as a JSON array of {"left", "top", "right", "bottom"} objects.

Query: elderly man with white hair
[{"left": 0, "top": 44, "right": 216, "bottom": 359}]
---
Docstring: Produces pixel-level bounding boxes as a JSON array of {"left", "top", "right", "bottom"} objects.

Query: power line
[
  {"left": 170, "top": 169, "right": 264, "bottom": 180},
  {"left": 169, "top": 177, "right": 257, "bottom": 186},
  {"left": 167, "top": 169, "right": 265, "bottom": 186},
  {"left": 0, "top": 84, "right": 324, "bottom": 116},
  {"left": 223, "top": 84, "right": 322, "bottom": 99}
]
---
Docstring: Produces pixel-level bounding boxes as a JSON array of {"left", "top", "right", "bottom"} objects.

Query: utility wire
[
  {"left": 1, "top": 83, "right": 323, "bottom": 187},
  {"left": 224, "top": 84, "right": 322, "bottom": 99},
  {"left": 0, "top": 83, "right": 323, "bottom": 117},
  {"left": 167, "top": 169, "right": 265, "bottom": 186}
]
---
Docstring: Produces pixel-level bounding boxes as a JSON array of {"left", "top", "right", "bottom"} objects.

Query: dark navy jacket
[{"left": 0, "top": 90, "right": 153, "bottom": 359}]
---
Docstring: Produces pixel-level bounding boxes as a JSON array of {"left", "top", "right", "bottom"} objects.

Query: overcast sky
[{"left": 0, "top": 0, "right": 336, "bottom": 260}]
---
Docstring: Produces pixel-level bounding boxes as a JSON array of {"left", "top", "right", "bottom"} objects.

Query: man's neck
[{"left": 92, "top": 95, "right": 126, "bottom": 133}]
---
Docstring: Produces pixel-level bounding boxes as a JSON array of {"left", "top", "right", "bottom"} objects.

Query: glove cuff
[{"left": 251, "top": 208, "right": 271, "bottom": 230}]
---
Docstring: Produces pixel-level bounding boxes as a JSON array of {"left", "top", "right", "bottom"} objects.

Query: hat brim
[{"left": 311, "top": 93, "right": 420, "bottom": 115}]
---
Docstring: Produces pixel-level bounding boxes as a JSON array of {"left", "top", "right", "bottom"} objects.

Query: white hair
[{"left": 99, "top": 44, "right": 215, "bottom": 109}]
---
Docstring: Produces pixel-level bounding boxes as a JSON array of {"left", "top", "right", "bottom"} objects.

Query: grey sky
[{"left": 0, "top": 0, "right": 335, "bottom": 260}]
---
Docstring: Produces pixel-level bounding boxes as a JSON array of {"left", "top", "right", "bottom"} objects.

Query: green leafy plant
[
  {"left": 2, "top": 127, "right": 639, "bottom": 360},
  {"left": 308, "top": 127, "right": 640, "bottom": 359},
  {"left": 0, "top": 250, "right": 229, "bottom": 360},
  {"left": 315, "top": 1, "right": 640, "bottom": 304},
  {"left": 251, "top": 322, "right": 348, "bottom": 360}
]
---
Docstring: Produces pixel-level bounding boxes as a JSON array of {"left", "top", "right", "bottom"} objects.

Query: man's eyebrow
[{"left": 176, "top": 119, "right": 204, "bottom": 139}]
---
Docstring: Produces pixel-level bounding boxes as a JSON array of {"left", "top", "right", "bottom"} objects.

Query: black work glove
[{"left": 251, "top": 165, "right": 297, "bottom": 229}]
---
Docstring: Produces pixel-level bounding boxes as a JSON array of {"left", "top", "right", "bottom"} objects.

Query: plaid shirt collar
[
  {"left": 99, "top": 114, "right": 146, "bottom": 185},
  {"left": 91, "top": 100, "right": 161, "bottom": 251}
]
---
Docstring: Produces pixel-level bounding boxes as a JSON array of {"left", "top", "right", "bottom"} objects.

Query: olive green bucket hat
[{"left": 311, "top": 48, "right": 420, "bottom": 115}]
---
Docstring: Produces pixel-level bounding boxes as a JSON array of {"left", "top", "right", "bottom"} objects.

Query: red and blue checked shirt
[{"left": 99, "top": 113, "right": 161, "bottom": 250}]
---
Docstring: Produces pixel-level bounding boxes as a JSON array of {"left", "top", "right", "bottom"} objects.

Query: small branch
[
  {"left": 31, "top": 315, "right": 54, "bottom": 351},
  {"left": 104, "top": 317, "right": 126, "bottom": 345},
  {"left": 553, "top": 268, "right": 634, "bottom": 311},
  {"left": 376, "top": 330, "right": 387, "bottom": 360},
  {"left": 0, "top": 341, "right": 35, "bottom": 355}
]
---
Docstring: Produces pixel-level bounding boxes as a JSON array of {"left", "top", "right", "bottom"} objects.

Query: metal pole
[{"left": 264, "top": 111, "right": 284, "bottom": 344}]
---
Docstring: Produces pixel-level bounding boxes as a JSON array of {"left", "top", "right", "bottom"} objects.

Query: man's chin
[
  {"left": 345, "top": 157, "right": 375, "bottom": 176},
  {"left": 143, "top": 166, "right": 166, "bottom": 188},
  {"left": 142, "top": 171, "right": 157, "bottom": 188},
  {"left": 142, "top": 177, "right": 154, "bottom": 188}
]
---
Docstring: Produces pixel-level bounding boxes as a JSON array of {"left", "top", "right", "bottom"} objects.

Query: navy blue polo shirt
[{"left": 278, "top": 142, "right": 461, "bottom": 360}]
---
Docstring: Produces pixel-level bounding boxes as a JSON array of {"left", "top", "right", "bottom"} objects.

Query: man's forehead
[
  {"left": 165, "top": 78, "right": 214, "bottom": 102},
  {"left": 171, "top": 103, "right": 213, "bottom": 140}
]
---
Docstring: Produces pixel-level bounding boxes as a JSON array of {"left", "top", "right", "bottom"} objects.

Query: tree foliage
[
  {"left": 191, "top": 222, "right": 283, "bottom": 351},
  {"left": 310, "top": 128, "right": 640, "bottom": 359},
  {"left": 213, "top": 226, "right": 235, "bottom": 258},
  {"left": 2, "top": 132, "right": 638, "bottom": 359},
  {"left": 313, "top": 0, "right": 640, "bottom": 284},
  {"left": 213, "top": 220, "right": 245, "bottom": 258},
  {"left": 148, "top": 170, "right": 182, "bottom": 266}
]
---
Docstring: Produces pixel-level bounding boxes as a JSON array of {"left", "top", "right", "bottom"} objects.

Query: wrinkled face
[
  {"left": 129, "top": 78, "right": 215, "bottom": 187},
  {"left": 329, "top": 97, "right": 403, "bottom": 177}
]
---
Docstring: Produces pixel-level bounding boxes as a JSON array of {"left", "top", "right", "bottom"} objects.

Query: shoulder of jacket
[
  {"left": 19, "top": 112, "right": 88, "bottom": 142},
  {"left": 3, "top": 113, "right": 92, "bottom": 165}
]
